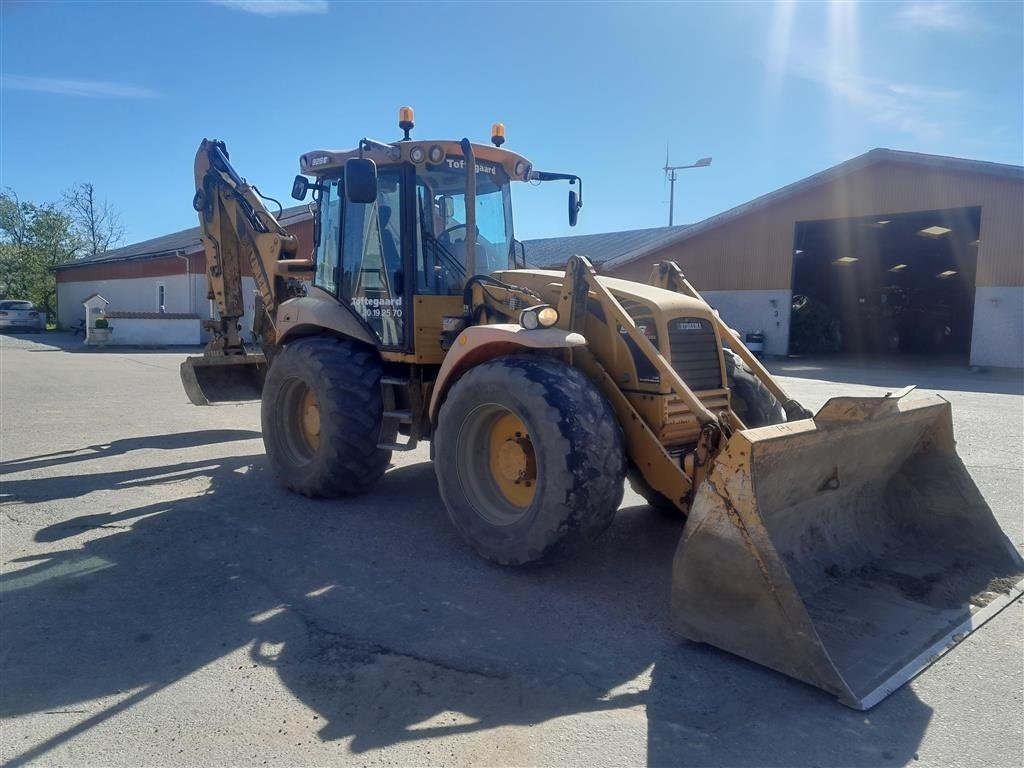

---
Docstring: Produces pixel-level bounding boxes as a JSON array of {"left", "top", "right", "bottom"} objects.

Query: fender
[
  {"left": 276, "top": 288, "right": 376, "bottom": 347},
  {"left": 428, "top": 324, "right": 586, "bottom": 423}
]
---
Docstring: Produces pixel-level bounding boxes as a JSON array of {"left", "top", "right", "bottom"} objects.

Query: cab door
[{"left": 330, "top": 167, "right": 412, "bottom": 351}]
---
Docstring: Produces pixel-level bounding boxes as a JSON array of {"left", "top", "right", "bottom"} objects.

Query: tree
[
  {"left": 63, "top": 182, "right": 125, "bottom": 259},
  {"left": 0, "top": 189, "right": 84, "bottom": 322}
]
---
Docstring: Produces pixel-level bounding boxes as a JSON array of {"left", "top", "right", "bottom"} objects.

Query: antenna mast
[{"left": 663, "top": 148, "right": 713, "bottom": 227}]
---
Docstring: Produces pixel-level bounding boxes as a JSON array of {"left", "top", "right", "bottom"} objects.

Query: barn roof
[
  {"left": 523, "top": 148, "right": 1023, "bottom": 271},
  {"left": 523, "top": 225, "right": 690, "bottom": 269},
  {"left": 55, "top": 204, "right": 312, "bottom": 271}
]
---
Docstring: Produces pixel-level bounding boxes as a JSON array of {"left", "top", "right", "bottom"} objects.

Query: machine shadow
[
  {"left": 0, "top": 429, "right": 262, "bottom": 476},
  {"left": 1, "top": 450, "right": 934, "bottom": 767}
]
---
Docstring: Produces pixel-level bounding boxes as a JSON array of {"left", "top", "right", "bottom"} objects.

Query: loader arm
[{"left": 650, "top": 260, "right": 811, "bottom": 421}]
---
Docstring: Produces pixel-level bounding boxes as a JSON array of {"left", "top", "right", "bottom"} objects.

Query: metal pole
[
  {"left": 664, "top": 157, "right": 711, "bottom": 227},
  {"left": 668, "top": 170, "right": 676, "bottom": 227}
]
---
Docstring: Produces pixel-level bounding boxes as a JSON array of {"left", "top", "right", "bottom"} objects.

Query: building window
[{"left": 157, "top": 282, "right": 166, "bottom": 313}]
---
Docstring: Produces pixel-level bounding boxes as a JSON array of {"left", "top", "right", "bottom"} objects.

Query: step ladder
[{"left": 377, "top": 375, "right": 420, "bottom": 452}]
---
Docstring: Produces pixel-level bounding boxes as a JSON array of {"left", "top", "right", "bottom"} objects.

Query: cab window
[
  {"left": 414, "top": 162, "right": 512, "bottom": 295},
  {"left": 314, "top": 180, "right": 341, "bottom": 295}
]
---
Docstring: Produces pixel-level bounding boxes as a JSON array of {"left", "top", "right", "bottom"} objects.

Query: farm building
[
  {"left": 525, "top": 149, "right": 1023, "bottom": 369},
  {"left": 55, "top": 205, "right": 313, "bottom": 344}
]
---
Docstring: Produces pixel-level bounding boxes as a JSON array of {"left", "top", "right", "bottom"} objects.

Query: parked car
[{"left": 0, "top": 300, "right": 45, "bottom": 333}]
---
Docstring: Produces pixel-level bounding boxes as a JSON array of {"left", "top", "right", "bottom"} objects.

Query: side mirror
[
  {"left": 291, "top": 175, "right": 310, "bottom": 201},
  {"left": 345, "top": 158, "right": 378, "bottom": 204},
  {"left": 568, "top": 190, "right": 580, "bottom": 227}
]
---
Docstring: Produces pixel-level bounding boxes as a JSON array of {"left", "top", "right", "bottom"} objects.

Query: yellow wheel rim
[
  {"left": 300, "top": 387, "right": 321, "bottom": 451},
  {"left": 487, "top": 412, "right": 537, "bottom": 508}
]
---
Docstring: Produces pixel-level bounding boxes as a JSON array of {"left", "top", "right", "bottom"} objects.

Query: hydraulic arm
[
  {"left": 191, "top": 139, "right": 311, "bottom": 355},
  {"left": 181, "top": 140, "right": 312, "bottom": 405}
]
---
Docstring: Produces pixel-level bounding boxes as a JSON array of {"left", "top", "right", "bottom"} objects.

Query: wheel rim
[
  {"left": 278, "top": 377, "right": 320, "bottom": 465},
  {"left": 457, "top": 404, "right": 538, "bottom": 525}
]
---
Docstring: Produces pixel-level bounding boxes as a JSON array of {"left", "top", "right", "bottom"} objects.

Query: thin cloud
[
  {"left": 896, "top": 2, "right": 989, "bottom": 32},
  {"left": 0, "top": 75, "right": 158, "bottom": 99},
  {"left": 780, "top": 48, "right": 963, "bottom": 141},
  {"left": 886, "top": 83, "right": 961, "bottom": 101},
  {"left": 209, "top": 0, "right": 328, "bottom": 16}
]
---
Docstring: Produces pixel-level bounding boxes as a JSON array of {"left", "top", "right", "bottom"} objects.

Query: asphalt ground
[{"left": 1, "top": 332, "right": 1022, "bottom": 767}]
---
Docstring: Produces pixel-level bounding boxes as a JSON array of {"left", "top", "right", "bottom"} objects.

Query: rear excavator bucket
[
  {"left": 180, "top": 353, "right": 267, "bottom": 405},
  {"left": 672, "top": 389, "right": 1024, "bottom": 709}
]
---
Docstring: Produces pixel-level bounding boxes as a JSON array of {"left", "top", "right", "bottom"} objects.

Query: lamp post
[{"left": 664, "top": 156, "right": 712, "bottom": 226}]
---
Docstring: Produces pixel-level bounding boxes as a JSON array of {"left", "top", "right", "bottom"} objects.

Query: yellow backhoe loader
[{"left": 181, "top": 110, "right": 1023, "bottom": 709}]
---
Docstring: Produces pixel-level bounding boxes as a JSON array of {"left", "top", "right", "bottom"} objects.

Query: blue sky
[{"left": 1, "top": 0, "right": 1021, "bottom": 245}]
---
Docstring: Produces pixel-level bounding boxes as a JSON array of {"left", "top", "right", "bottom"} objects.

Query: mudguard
[{"left": 428, "top": 324, "right": 586, "bottom": 422}]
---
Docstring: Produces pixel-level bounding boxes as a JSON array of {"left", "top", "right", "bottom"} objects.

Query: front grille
[{"left": 668, "top": 317, "right": 721, "bottom": 391}]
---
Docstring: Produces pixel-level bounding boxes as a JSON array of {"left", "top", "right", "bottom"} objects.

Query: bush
[{"left": 94, "top": 317, "right": 109, "bottom": 329}]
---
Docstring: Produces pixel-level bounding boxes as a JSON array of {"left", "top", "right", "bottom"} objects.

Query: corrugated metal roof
[
  {"left": 55, "top": 204, "right": 312, "bottom": 270},
  {"left": 523, "top": 225, "right": 691, "bottom": 269}
]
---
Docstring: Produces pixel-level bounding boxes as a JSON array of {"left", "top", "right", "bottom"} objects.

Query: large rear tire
[
  {"left": 724, "top": 348, "right": 785, "bottom": 428},
  {"left": 434, "top": 356, "right": 625, "bottom": 565},
  {"left": 261, "top": 336, "right": 391, "bottom": 497}
]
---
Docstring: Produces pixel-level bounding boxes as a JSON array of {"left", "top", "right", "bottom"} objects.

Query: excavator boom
[{"left": 181, "top": 140, "right": 312, "bottom": 404}]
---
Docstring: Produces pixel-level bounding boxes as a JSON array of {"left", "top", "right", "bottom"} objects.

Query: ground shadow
[
  {"left": 0, "top": 429, "right": 261, "bottom": 476},
  {"left": 769, "top": 355, "right": 1023, "bottom": 395},
  {"left": 1, "top": 443, "right": 935, "bottom": 766}
]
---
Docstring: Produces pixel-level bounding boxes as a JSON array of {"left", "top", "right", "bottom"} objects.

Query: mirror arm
[
  {"left": 359, "top": 137, "right": 401, "bottom": 161},
  {"left": 530, "top": 170, "right": 577, "bottom": 182}
]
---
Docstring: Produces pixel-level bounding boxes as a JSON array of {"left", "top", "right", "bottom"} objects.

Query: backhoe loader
[{"left": 181, "top": 109, "right": 1023, "bottom": 710}]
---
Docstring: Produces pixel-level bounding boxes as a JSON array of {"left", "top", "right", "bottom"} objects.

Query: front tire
[
  {"left": 724, "top": 348, "right": 785, "bottom": 428},
  {"left": 261, "top": 336, "right": 391, "bottom": 497},
  {"left": 434, "top": 356, "right": 625, "bottom": 565}
]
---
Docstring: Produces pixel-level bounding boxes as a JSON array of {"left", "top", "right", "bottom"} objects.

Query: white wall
[
  {"left": 57, "top": 273, "right": 259, "bottom": 342},
  {"left": 107, "top": 317, "right": 201, "bottom": 346},
  {"left": 58, "top": 274, "right": 192, "bottom": 328},
  {"left": 701, "top": 290, "right": 792, "bottom": 356},
  {"left": 970, "top": 287, "right": 1024, "bottom": 369}
]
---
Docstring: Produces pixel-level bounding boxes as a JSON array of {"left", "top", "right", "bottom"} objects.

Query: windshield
[{"left": 415, "top": 158, "right": 513, "bottom": 294}]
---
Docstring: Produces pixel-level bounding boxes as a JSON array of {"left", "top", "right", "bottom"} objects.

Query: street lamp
[{"left": 664, "top": 155, "right": 712, "bottom": 226}]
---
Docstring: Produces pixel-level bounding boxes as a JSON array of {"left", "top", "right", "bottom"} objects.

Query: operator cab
[{"left": 292, "top": 108, "right": 581, "bottom": 351}]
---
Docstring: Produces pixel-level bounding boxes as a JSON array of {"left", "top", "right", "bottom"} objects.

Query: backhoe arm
[
  {"left": 192, "top": 139, "right": 311, "bottom": 355},
  {"left": 650, "top": 261, "right": 811, "bottom": 421}
]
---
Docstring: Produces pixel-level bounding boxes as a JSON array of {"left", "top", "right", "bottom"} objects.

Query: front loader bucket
[
  {"left": 180, "top": 353, "right": 267, "bottom": 405},
  {"left": 672, "top": 391, "right": 1024, "bottom": 709}
]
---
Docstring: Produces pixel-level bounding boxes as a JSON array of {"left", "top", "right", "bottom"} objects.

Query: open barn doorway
[{"left": 789, "top": 207, "right": 980, "bottom": 360}]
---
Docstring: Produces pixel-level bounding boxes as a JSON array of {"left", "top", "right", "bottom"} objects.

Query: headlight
[
  {"left": 409, "top": 146, "right": 426, "bottom": 163},
  {"left": 428, "top": 145, "right": 444, "bottom": 164},
  {"left": 514, "top": 160, "right": 529, "bottom": 179},
  {"left": 519, "top": 305, "right": 559, "bottom": 330}
]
